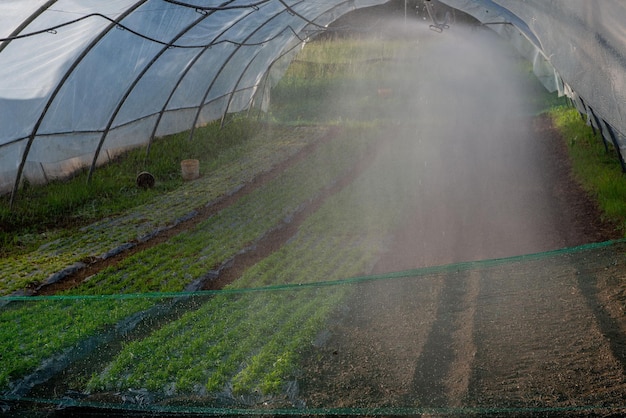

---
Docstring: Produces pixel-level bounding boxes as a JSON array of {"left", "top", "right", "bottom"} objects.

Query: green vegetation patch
[
  {"left": 0, "top": 298, "right": 152, "bottom": 390},
  {"left": 86, "top": 122, "right": 420, "bottom": 401},
  {"left": 550, "top": 106, "right": 626, "bottom": 233},
  {"left": 74, "top": 128, "right": 374, "bottom": 295},
  {"left": 0, "top": 127, "right": 373, "bottom": 391},
  {"left": 0, "top": 124, "right": 328, "bottom": 295},
  {"left": 270, "top": 37, "right": 403, "bottom": 125}
]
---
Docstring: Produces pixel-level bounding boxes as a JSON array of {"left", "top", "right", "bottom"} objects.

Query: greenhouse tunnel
[
  {"left": 2, "top": 0, "right": 626, "bottom": 204},
  {"left": 5, "top": 0, "right": 626, "bottom": 416}
]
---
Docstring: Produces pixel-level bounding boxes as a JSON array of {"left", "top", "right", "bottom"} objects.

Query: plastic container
[
  {"left": 136, "top": 171, "right": 155, "bottom": 189},
  {"left": 181, "top": 159, "right": 200, "bottom": 181}
]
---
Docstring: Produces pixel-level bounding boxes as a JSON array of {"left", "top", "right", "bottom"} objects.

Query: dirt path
[{"left": 467, "top": 254, "right": 626, "bottom": 410}]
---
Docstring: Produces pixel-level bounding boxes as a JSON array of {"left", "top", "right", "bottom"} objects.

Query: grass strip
[
  {"left": 1, "top": 120, "right": 254, "bottom": 245},
  {"left": 550, "top": 105, "right": 626, "bottom": 234}
]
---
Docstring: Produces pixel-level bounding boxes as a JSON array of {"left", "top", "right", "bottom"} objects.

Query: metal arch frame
[
  {"left": 101, "top": 0, "right": 363, "bottom": 155},
  {"left": 95, "top": 0, "right": 318, "bottom": 165},
  {"left": 208, "top": 0, "right": 353, "bottom": 128},
  {"left": 114, "top": 0, "right": 376, "bottom": 151},
  {"left": 218, "top": 17, "right": 303, "bottom": 127},
  {"left": 438, "top": 0, "right": 542, "bottom": 50},
  {"left": 145, "top": 7, "right": 258, "bottom": 155},
  {"left": 0, "top": 0, "right": 58, "bottom": 54},
  {"left": 86, "top": 2, "right": 236, "bottom": 182},
  {"left": 9, "top": 0, "right": 150, "bottom": 208},
  {"left": 217, "top": 0, "right": 317, "bottom": 127},
  {"left": 0, "top": 0, "right": 60, "bottom": 196},
  {"left": 589, "top": 106, "right": 610, "bottom": 154},
  {"left": 604, "top": 122, "right": 626, "bottom": 173},
  {"left": 245, "top": 33, "right": 311, "bottom": 117},
  {"left": 579, "top": 95, "right": 626, "bottom": 172},
  {"left": 186, "top": 0, "right": 303, "bottom": 143},
  {"left": 252, "top": 0, "right": 361, "bottom": 115},
  {"left": 7, "top": 0, "right": 389, "bottom": 205}
]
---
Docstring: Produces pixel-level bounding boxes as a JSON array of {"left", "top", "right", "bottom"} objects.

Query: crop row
[
  {"left": 0, "top": 125, "right": 328, "bottom": 295},
  {"left": 0, "top": 297, "right": 151, "bottom": 391},
  {"left": 74, "top": 131, "right": 373, "bottom": 295},
  {"left": 85, "top": 126, "right": 417, "bottom": 401},
  {"left": 0, "top": 128, "right": 373, "bottom": 391}
]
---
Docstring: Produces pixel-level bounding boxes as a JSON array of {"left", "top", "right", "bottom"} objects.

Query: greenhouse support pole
[
  {"left": 146, "top": 48, "right": 213, "bottom": 156},
  {"left": 188, "top": 4, "right": 293, "bottom": 140},
  {"left": 146, "top": 5, "right": 252, "bottom": 155},
  {"left": 253, "top": 37, "right": 310, "bottom": 120},
  {"left": 604, "top": 122, "right": 626, "bottom": 173},
  {"left": 589, "top": 107, "right": 610, "bottom": 153},
  {"left": 220, "top": 0, "right": 330, "bottom": 127},
  {"left": 219, "top": 40, "right": 276, "bottom": 128},
  {"left": 0, "top": 0, "right": 59, "bottom": 54}
]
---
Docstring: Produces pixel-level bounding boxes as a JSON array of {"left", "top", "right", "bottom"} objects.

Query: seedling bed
[
  {"left": 0, "top": 125, "right": 331, "bottom": 296},
  {"left": 0, "top": 127, "right": 381, "bottom": 396}
]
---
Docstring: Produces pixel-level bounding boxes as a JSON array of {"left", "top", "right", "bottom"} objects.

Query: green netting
[{"left": 2, "top": 240, "right": 626, "bottom": 416}]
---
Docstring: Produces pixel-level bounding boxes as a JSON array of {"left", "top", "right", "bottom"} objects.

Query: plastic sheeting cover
[
  {"left": 0, "top": 0, "right": 382, "bottom": 196},
  {"left": 440, "top": 0, "right": 626, "bottom": 166},
  {"left": 3, "top": 0, "right": 626, "bottom": 196}
]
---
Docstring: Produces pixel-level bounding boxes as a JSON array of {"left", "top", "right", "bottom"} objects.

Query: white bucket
[{"left": 181, "top": 159, "right": 200, "bottom": 181}]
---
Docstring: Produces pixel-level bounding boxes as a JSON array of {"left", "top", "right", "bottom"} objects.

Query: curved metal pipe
[
  {"left": 604, "top": 122, "right": 626, "bottom": 173},
  {"left": 186, "top": 2, "right": 298, "bottom": 142},
  {"left": 219, "top": 0, "right": 357, "bottom": 126},
  {"left": 0, "top": 0, "right": 58, "bottom": 54}
]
